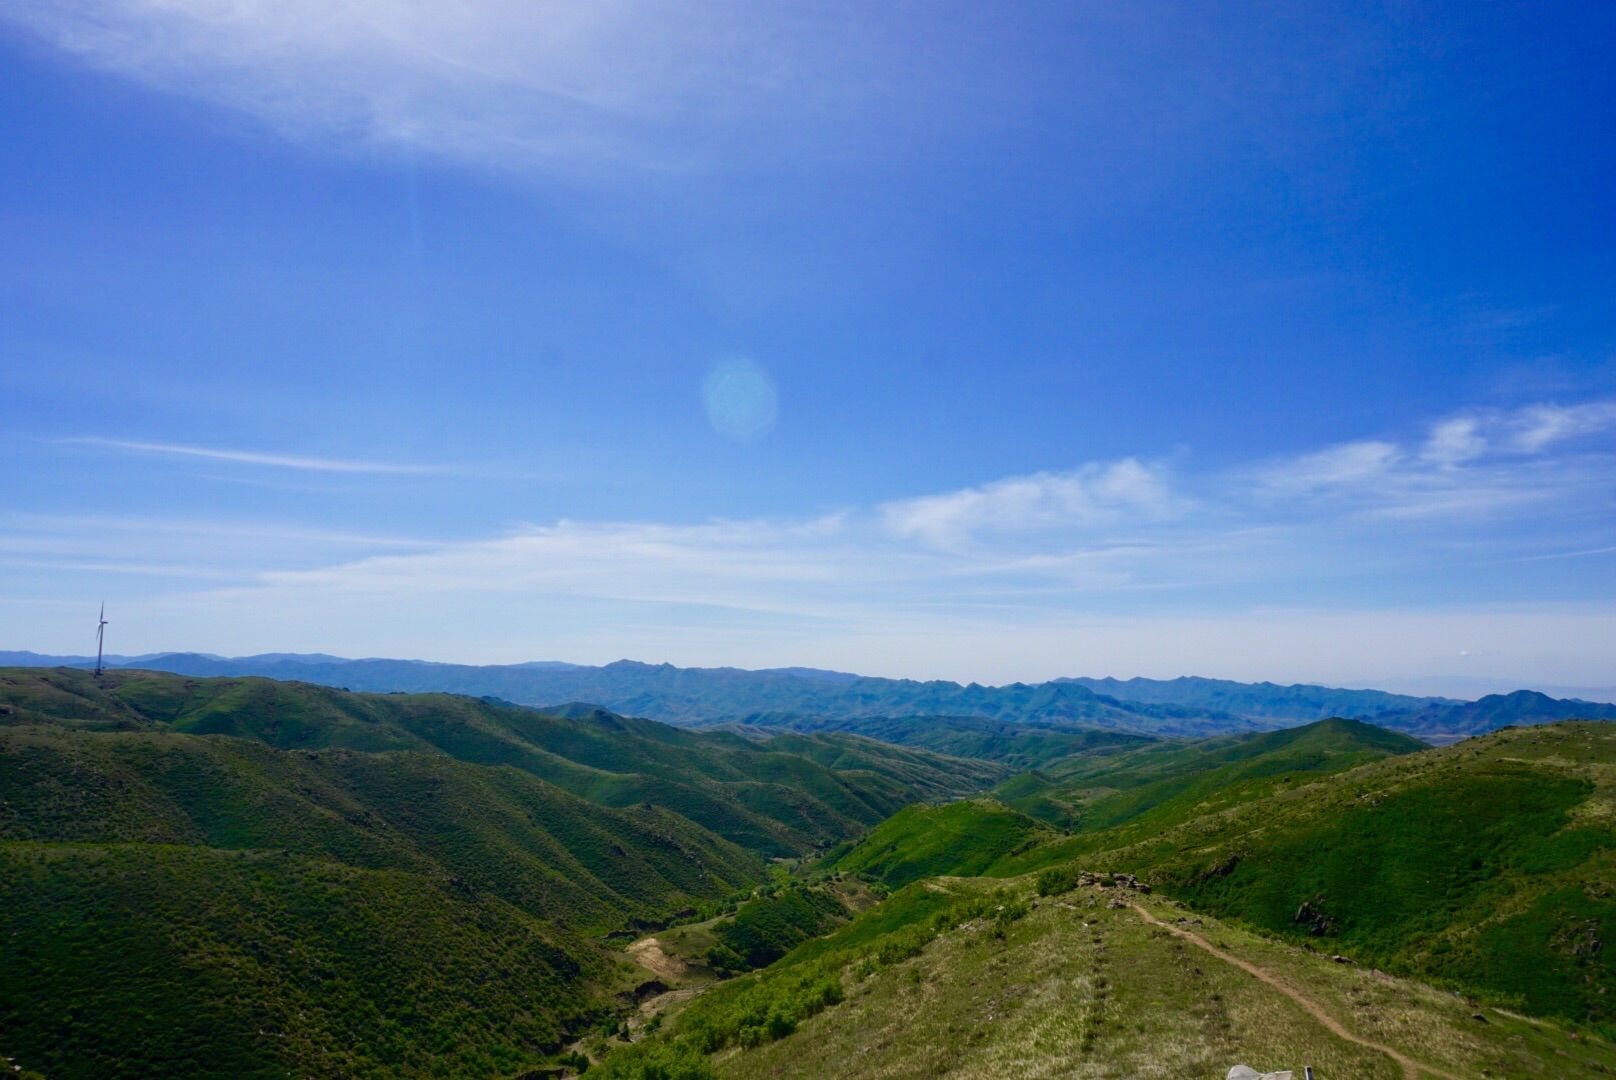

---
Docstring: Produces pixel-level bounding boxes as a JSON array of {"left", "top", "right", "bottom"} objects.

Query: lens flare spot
[{"left": 702, "top": 358, "right": 778, "bottom": 441}]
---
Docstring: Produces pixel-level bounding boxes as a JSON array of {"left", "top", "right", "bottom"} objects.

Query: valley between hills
[{"left": 2, "top": 665, "right": 1614, "bottom": 1079}]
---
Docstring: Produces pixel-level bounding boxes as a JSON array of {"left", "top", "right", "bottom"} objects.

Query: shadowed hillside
[
  {"left": 703, "top": 712, "right": 1155, "bottom": 770},
  {"left": 0, "top": 667, "right": 1003, "bottom": 856},
  {"left": 0, "top": 668, "right": 1003, "bottom": 1079}
]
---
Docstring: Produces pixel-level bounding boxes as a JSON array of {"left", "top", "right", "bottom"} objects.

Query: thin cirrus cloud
[
  {"left": 1249, "top": 400, "right": 1616, "bottom": 514},
  {"left": 880, "top": 459, "right": 1179, "bottom": 548},
  {"left": 2, "top": 0, "right": 982, "bottom": 173},
  {"left": 14, "top": 399, "right": 1616, "bottom": 682},
  {"left": 55, "top": 437, "right": 452, "bottom": 475},
  {"left": 203, "top": 396, "right": 1616, "bottom": 608}
]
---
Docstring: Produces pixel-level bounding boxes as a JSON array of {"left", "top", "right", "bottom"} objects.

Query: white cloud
[
  {"left": 3, "top": 0, "right": 966, "bottom": 173},
  {"left": 1508, "top": 401, "right": 1616, "bottom": 453},
  {"left": 12, "top": 398, "right": 1616, "bottom": 686},
  {"left": 56, "top": 437, "right": 450, "bottom": 474},
  {"left": 1257, "top": 440, "right": 1400, "bottom": 494},
  {"left": 1420, "top": 416, "right": 1487, "bottom": 465},
  {"left": 880, "top": 459, "right": 1177, "bottom": 547}
]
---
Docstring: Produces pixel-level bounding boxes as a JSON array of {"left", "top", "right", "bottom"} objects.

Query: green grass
[
  {"left": 822, "top": 799, "right": 1056, "bottom": 888},
  {"left": 814, "top": 720, "right": 1616, "bottom": 1031},
  {"left": 1024, "top": 722, "right": 1616, "bottom": 1030},
  {"left": 0, "top": 667, "right": 1007, "bottom": 1078},
  {"left": 602, "top": 873, "right": 1616, "bottom": 1079},
  {"left": 0, "top": 843, "right": 617, "bottom": 1079},
  {"left": 1, "top": 667, "right": 1000, "bottom": 857},
  {"left": 996, "top": 717, "right": 1426, "bottom": 829}
]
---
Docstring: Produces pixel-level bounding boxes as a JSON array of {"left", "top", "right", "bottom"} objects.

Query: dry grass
[{"left": 715, "top": 885, "right": 1616, "bottom": 1080}]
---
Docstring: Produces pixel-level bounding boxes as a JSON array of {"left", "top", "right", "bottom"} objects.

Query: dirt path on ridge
[{"left": 1129, "top": 903, "right": 1464, "bottom": 1080}]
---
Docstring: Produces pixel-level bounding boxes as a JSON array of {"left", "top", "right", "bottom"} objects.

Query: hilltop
[
  {"left": 996, "top": 717, "right": 1428, "bottom": 829},
  {"left": 7, "top": 666, "right": 1615, "bottom": 1077},
  {"left": 829, "top": 721, "right": 1616, "bottom": 1029},
  {"left": 596, "top": 721, "right": 1616, "bottom": 1079},
  {"left": 0, "top": 668, "right": 1001, "bottom": 1078}
]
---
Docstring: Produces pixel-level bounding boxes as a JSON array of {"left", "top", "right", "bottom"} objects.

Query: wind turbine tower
[{"left": 95, "top": 603, "right": 108, "bottom": 677}]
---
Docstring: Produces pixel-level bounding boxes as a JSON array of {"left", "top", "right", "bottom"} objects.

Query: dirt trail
[{"left": 1129, "top": 903, "right": 1464, "bottom": 1080}]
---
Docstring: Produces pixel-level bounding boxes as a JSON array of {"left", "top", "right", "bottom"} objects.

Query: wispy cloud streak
[
  {"left": 2, "top": 0, "right": 979, "bottom": 173},
  {"left": 56, "top": 437, "right": 451, "bottom": 475},
  {"left": 11, "top": 398, "right": 1616, "bottom": 684}
]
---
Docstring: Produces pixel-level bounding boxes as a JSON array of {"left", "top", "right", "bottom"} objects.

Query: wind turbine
[{"left": 95, "top": 603, "right": 108, "bottom": 677}]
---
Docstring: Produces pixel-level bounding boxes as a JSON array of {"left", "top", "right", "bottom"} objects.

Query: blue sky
[{"left": 3, "top": 1, "right": 1613, "bottom": 691}]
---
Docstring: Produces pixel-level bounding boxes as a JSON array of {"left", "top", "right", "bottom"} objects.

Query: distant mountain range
[{"left": 3, "top": 650, "right": 1613, "bottom": 739}]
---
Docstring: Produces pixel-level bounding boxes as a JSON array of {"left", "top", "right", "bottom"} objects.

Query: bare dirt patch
[{"left": 626, "top": 937, "right": 688, "bottom": 983}]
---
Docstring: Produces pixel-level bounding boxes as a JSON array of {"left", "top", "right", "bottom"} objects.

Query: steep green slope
[
  {"left": 998, "top": 722, "right": 1616, "bottom": 1029},
  {"left": 0, "top": 844, "right": 612, "bottom": 1080},
  {"left": 709, "top": 713, "right": 1153, "bottom": 770},
  {"left": 997, "top": 718, "right": 1425, "bottom": 828},
  {"left": 0, "top": 724, "right": 762, "bottom": 930},
  {"left": 822, "top": 800, "right": 1057, "bottom": 889},
  {"left": 0, "top": 668, "right": 998, "bottom": 856},
  {"left": 0, "top": 716, "right": 776, "bottom": 1079},
  {"left": 0, "top": 668, "right": 1005, "bottom": 1079}
]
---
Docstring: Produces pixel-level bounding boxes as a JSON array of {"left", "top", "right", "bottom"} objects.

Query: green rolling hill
[
  {"left": 707, "top": 713, "right": 1155, "bottom": 770},
  {"left": 0, "top": 667, "right": 1002, "bottom": 1079},
  {"left": 9, "top": 665, "right": 1615, "bottom": 1078},
  {"left": 821, "top": 799, "right": 1057, "bottom": 889},
  {"left": 593, "top": 720, "right": 1616, "bottom": 1080},
  {"left": 996, "top": 717, "right": 1427, "bottom": 829},
  {"left": 0, "top": 667, "right": 1003, "bottom": 856},
  {"left": 826, "top": 720, "right": 1616, "bottom": 1030}
]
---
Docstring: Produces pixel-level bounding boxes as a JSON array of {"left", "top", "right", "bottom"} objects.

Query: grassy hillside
[
  {"left": 0, "top": 843, "right": 614, "bottom": 1079},
  {"left": 597, "top": 874, "right": 1615, "bottom": 1079},
  {"left": 1082, "top": 722, "right": 1616, "bottom": 1027},
  {"left": 815, "top": 721, "right": 1616, "bottom": 1031},
  {"left": 0, "top": 667, "right": 999, "bottom": 856},
  {"left": 710, "top": 713, "right": 1154, "bottom": 770},
  {"left": 0, "top": 724, "right": 763, "bottom": 930},
  {"left": 0, "top": 719, "right": 769, "bottom": 1078},
  {"left": 997, "top": 718, "right": 1425, "bottom": 829},
  {"left": 822, "top": 800, "right": 1057, "bottom": 889},
  {"left": 0, "top": 668, "right": 1004, "bottom": 1079},
  {"left": 9, "top": 653, "right": 1254, "bottom": 735}
]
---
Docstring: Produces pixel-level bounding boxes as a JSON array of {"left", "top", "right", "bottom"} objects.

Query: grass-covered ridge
[
  {"left": 0, "top": 666, "right": 1004, "bottom": 855},
  {"left": 599, "top": 872, "right": 1615, "bottom": 1079},
  {"left": 708, "top": 714, "right": 1156, "bottom": 770},
  {"left": 995, "top": 716, "right": 1426, "bottom": 829},
  {"left": 821, "top": 799, "right": 1056, "bottom": 889},
  {"left": 0, "top": 667, "right": 1005, "bottom": 1079},
  {"left": 1092, "top": 722, "right": 1616, "bottom": 1027},
  {"left": 811, "top": 720, "right": 1616, "bottom": 1031}
]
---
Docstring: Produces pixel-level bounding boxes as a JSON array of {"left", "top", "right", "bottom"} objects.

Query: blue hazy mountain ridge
[
  {"left": 1390, "top": 689, "right": 1616, "bottom": 737},
  {"left": 1061, "top": 674, "right": 1454, "bottom": 721},
  {"left": 0, "top": 653, "right": 1263, "bottom": 737},
  {"left": 9, "top": 651, "right": 1612, "bottom": 739},
  {"left": 14, "top": 651, "right": 1616, "bottom": 737}
]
